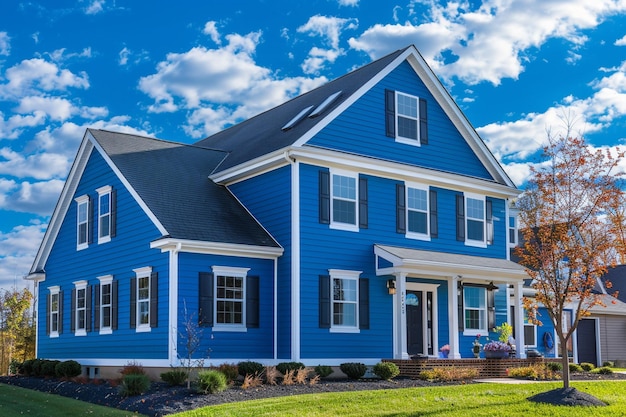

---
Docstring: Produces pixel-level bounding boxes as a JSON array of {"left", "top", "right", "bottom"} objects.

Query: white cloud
[
  {"left": 119, "top": 47, "right": 130, "bottom": 65},
  {"left": 338, "top": 0, "right": 359, "bottom": 6},
  {"left": 0, "top": 32, "right": 10, "bottom": 56},
  {"left": 615, "top": 35, "right": 626, "bottom": 46},
  {"left": 0, "top": 147, "right": 71, "bottom": 180},
  {"left": 85, "top": 0, "right": 105, "bottom": 15},
  {"left": 17, "top": 96, "right": 74, "bottom": 121},
  {"left": 3, "top": 180, "right": 64, "bottom": 215},
  {"left": 350, "top": 0, "right": 626, "bottom": 85},
  {"left": 297, "top": 15, "right": 358, "bottom": 74},
  {"left": 0, "top": 223, "right": 47, "bottom": 291},
  {"left": 203, "top": 21, "right": 221, "bottom": 45}
]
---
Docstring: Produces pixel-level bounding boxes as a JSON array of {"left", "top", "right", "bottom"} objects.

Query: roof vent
[
  {"left": 309, "top": 91, "right": 342, "bottom": 118},
  {"left": 281, "top": 105, "right": 314, "bottom": 131}
]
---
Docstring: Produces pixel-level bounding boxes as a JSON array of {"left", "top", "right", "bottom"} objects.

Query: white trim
[
  {"left": 465, "top": 193, "right": 487, "bottom": 248},
  {"left": 97, "top": 275, "right": 113, "bottom": 334},
  {"left": 462, "top": 286, "right": 488, "bottom": 334},
  {"left": 328, "top": 269, "right": 362, "bottom": 333},
  {"left": 211, "top": 265, "right": 249, "bottom": 330},
  {"left": 96, "top": 185, "right": 112, "bottom": 245},
  {"left": 48, "top": 285, "right": 60, "bottom": 338},
  {"left": 134, "top": 266, "right": 152, "bottom": 332},
  {"left": 150, "top": 238, "right": 283, "bottom": 259},
  {"left": 394, "top": 90, "right": 421, "bottom": 145},
  {"left": 75, "top": 195, "right": 89, "bottom": 251},
  {"left": 329, "top": 168, "right": 359, "bottom": 232},
  {"left": 405, "top": 182, "right": 430, "bottom": 241},
  {"left": 73, "top": 280, "right": 88, "bottom": 336},
  {"left": 168, "top": 245, "right": 180, "bottom": 366},
  {"left": 291, "top": 161, "right": 301, "bottom": 360}
]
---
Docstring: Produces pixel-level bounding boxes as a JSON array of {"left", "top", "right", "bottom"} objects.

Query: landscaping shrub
[
  {"left": 237, "top": 361, "right": 264, "bottom": 377},
  {"left": 603, "top": 361, "right": 615, "bottom": 368},
  {"left": 119, "top": 374, "right": 151, "bottom": 397},
  {"left": 340, "top": 362, "right": 367, "bottom": 380},
  {"left": 216, "top": 363, "right": 238, "bottom": 383},
  {"left": 8, "top": 359, "right": 21, "bottom": 375},
  {"left": 373, "top": 362, "right": 400, "bottom": 380},
  {"left": 546, "top": 362, "right": 562, "bottom": 372},
  {"left": 41, "top": 360, "right": 60, "bottom": 377},
  {"left": 592, "top": 366, "right": 614, "bottom": 375},
  {"left": 55, "top": 360, "right": 82, "bottom": 378},
  {"left": 32, "top": 359, "right": 44, "bottom": 376},
  {"left": 314, "top": 365, "right": 333, "bottom": 378},
  {"left": 197, "top": 370, "right": 228, "bottom": 394},
  {"left": 569, "top": 363, "right": 583, "bottom": 373},
  {"left": 160, "top": 369, "right": 187, "bottom": 386},
  {"left": 580, "top": 362, "right": 595, "bottom": 372},
  {"left": 20, "top": 359, "right": 36, "bottom": 376},
  {"left": 276, "top": 361, "right": 305, "bottom": 375},
  {"left": 418, "top": 367, "right": 478, "bottom": 382},
  {"left": 120, "top": 360, "right": 145, "bottom": 376},
  {"left": 265, "top": 366, "right": 279, "bottom": 385},
  {"left": 508, "top": 365, "right": 559, "bottom": 380}
]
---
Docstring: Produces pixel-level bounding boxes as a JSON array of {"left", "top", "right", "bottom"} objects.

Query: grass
[
  {"left": 0, "top": 383, "right": 144, "bottom": 417},
  {"left": 171, "top": 381, "right": 626, "bottom": 417}
]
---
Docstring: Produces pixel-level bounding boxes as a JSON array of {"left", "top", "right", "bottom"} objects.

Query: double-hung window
[
  {"left": 213, "top": 266, "right": 248, "bottom": 330},
  {"left": 75, "top": 195, "right": 90, "bottom": 250},
  {"left": 396, "top": 92, "right": 418, "bottom": 142},
  {"left": 330, "top": 270, "right": 360, "bottom": 331},
  {"left": 331, "top": 170, "right": 358, "bottom": 231},
  {"left": 508, "top": 216, "right": 518, "bottom": 247},
  {"left": 132, "top": 267, "right": 153, "bottom": 332},
  {"left": 463, "top": 286, "right": 487, "bottom": 334},
  {"left": 98, "top": 275, "right": 113, "bottom": 334},
  {"left": 48, "top": 286, "right": 61, "bottom": 337},
  {"left": 385, "top": 90, "right": 428, "bottom": 146},
  {"left": 73, "top": 280, "right": 88, "bottom": 336},
  {"left": 96, "top": 186, "right": 112, "bottom": 244},
  {"left": 406, "top": 184, "right": 429, "bottom": 239}
]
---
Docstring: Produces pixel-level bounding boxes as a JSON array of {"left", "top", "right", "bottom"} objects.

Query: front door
[
  {"left": 577, "top": 318, "right": 598, "bottom": 366},
  {"left": 405, "top": 287, "right": 436, "bottom": 356}
]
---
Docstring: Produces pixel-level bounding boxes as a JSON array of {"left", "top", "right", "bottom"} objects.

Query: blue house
[{"left": 27, "top": 45, "right": 529, "bottom": 377}]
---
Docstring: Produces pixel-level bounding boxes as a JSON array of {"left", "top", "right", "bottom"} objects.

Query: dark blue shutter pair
[
  {"left": 456, "top": 194, "right": 493, "bottom": 244},
  {"left": 318, "top": 275, "right": 369, "bottom": 329},
  {"left": 385, "top": 89, "right": 428, "bottom": 144},
  {"left": 94, "top": 281, "right": 118, "bottom": 331},
  {"left": 198, "top": 273, "right": 260, "bottom": 328},
  {"left": 319, "top": 171, "right": 368, "bottom": 228},
  {"left": 46, "top": 292, "right": 64, "bottom": 335},
  {"left": 130, "top": 272, "right": 158, "bottom": 329},
  {"left": 70, "top": 286, "right": 92, "bottom": 333},
  {"left": 396, "top": 184, "right": 437, "bottom": 237}
]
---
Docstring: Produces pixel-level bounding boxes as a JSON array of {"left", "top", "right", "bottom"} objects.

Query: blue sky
[{"left": 2, "top": 0, "right": 626, "bottom": 292}]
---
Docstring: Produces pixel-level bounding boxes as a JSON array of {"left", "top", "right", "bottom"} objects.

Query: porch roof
[{"left": 374, "top": 244, "right": 528, "bottom": 282}]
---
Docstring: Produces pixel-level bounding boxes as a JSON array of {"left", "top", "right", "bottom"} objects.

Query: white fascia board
[
  {"left": 209, "top": 150, "right": 291, "bottom": 185},
  {"left": 151, "top": 238, "right": 284, "bottom": 259}
]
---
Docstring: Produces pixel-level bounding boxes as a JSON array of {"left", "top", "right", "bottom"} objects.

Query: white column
[
  {"left": 448, "top": 275, "right": 461, "bottom": 359},
  {"left": 396, "top": 273, "right": 409, "bottom": 359},
  {"left": 514, "top": 281, "right": 526, "bottom": 358}
]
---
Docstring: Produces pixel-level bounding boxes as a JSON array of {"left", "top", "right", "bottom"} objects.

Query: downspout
[
  {"left": 273, "top": 257, "right": 278, "bottom": 361},
  {"left": 284, "top": 150, "right": 300, "bottom": 361}
]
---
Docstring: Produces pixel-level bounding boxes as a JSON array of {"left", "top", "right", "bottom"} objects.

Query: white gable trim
[{"left": 150, "top": 238, "right": 283, "bottom": 259}]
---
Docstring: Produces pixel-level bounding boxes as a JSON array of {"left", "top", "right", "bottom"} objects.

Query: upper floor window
[
  {"left": 407, "top": 185, "right": 429, "bottom": 238},
  {"left": 385, "top": 90, "right": 428, "bottom": 146},
  {"left": 456, "top": 193, "right": 492, "bottom": 248},
  {"left": 131, "top": 267, "right": 157, "bottom": 332},
  {"left": 319, "top": 169, "right": 368, "bottom": 232},
  {"left": 508, "top": 216, "right": 518, "bottom": 247},
  {"left": 466, "top": 196, "right": 485, "bottom": 243},
  {"left": 75, "top": 195, "right": 90, "bottom": 250},
  {"left": 396, "top": 183, "right": 437, "bottom": 239},
  {"left": 332, "top": 171, "right": 357, "bottom": 229},
  {"left": 48, "top": 286, "right": 61, "bottom": 337},
  {"left": 96, "top": 186, "right": 112, "bottom": 244}
]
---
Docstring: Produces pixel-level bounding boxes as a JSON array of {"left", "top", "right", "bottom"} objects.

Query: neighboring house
[{"left": 27, "top": 45, "right": 529, "bottom": 377}]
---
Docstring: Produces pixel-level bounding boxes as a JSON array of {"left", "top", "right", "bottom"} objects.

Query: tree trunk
[{"left": 561, "top": 341, "right": 570, "bottom": 389}]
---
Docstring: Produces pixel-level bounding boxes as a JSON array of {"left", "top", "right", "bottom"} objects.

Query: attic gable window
[
  {"left": 75, "top": 195, "right": 91, "bottom": 250},
  {"left": 385, "top": 90, "right": 428, "bottom": 146}
]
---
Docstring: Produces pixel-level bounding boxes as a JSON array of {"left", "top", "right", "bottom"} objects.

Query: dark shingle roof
[
  {"left": 194, "top": 47, "right": 408, "bottom": 172},
  {"left": 89, "top": 129, "right": 279, "bottom": 247}
]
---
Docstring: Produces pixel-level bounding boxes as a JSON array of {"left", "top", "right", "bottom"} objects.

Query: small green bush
[
  {"left": 592, "top": 366, "right": 614, "bottom": 375},
  {"left": 340, "top": 362, "right": 367, "bottom": 380},
  {"left": 20, "top": 359, "right": 36, "bottom": 376},
  {"left": 8, "top": 359, "right": 21, "bottom": 375},
  {"left": 603, "top": 361, "right": 615, "bottom": 368},
  {"left": 197, "top": 370, "right": 228, "bottom": 394},
  {"left": 314, "top": 365, "right": 333, "bottom": 378},
  {"left": 32, "top": 359, "right": 44, "bottom": 377},
  {"left": 580, "top": 362, "right": 595, "bottom": 372},
  {"left": 119, "top": 374, "right": 151, "bottom": 397},
  {"left": 546, "top": 362, "right": 562, "bottom": 372},
  {"left": 373, "top": 362, "right": 400, "bottom": 380},
  {"left": 216, "top": 363, "right": 239, "bottom": 383},
  {"left": 237, "top": 361, "right": 264, "bottom": 377},
  {"left": 41, "top": 360, "right": 60, "bottom": 377},
  {"left": 569, "top": 363, "right": 583, "bottom": 373},
  {"left": 276, "top": 362, "right": 305, "bottom": 375},
  {"left": 160, "top": 369, "right": 187, "bottom": 386},
  {"left": 55, "top": 360, "right": 82, "bottom": 378}
]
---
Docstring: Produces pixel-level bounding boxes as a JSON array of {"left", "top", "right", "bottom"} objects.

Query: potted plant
[
  {"left": 472, "top": 335, "right": 482, "bottom": 358},
  {"left": 483, "top": 341, "right": 512, "bottom": 359},
  {"left": 439, "top": 344, "right": 450, "bottom": 358}
]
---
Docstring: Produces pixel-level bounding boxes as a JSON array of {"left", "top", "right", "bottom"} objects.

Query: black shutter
[
  {"left": 396, "top": 184, "right": 406, "bottom": 233},
  {"left": 319, "top": 275, "right": 331, "bottom": 328},
  {"left": 199, "top": 272, "right": 214, "bottom": 326},
  {"left": 419, "top": 98, "right": 428, "bottom": 145},
  {"left": 94, "top": 284, "right": 100, "bottom": 331},
  {"left": 358, "top": 176, "right": 368, "bottom": 229},
  {"left": 458, "top": 284, "right": 464, "bottom": 331},
  {"left": 246, "top": 276, "right": 260, "bottom": 328},
  {"left": 486, "top": 199, "right": 493, "bottom": 245},
  {"left": 456, "top": 194, "right": 465, "bottom": 241},
  {"left": 319, "top": 170, "right": 330, "bottom": 224},
  {"left": 150, "top": 272, "right": 158, "bottom": 328},
  {"left": 46, "top": 293, "right": 51, "bottom": 335},
  {"left": 87, "top": 196, "right": 94, "bottom": 244},
  {"left": 430, "top": 189, "right": 438, "bottom": 238},
  {"left": 111, "top": 280, "right": 118, "bottom": 330},
  {"left": 359, "top": 278, "right": 369, "bottom": 330},
  {"left": 58, "top": 290, "right": 63, "bottom": 334},
  {"left": 70, "top": 288, "right": 76, "bottom": 333},
  {"left": 110, "top": 188, "right": 117, "bottom": 238},
  {"left": 86, "top": 285, "right": 92, "bottom": 332},
  {"left": 385, "top": 89, "right": 396, "bottom": 137},
  {"left": 130, "top": 278, "right": 136, "bottom": 329},
  {"left": 487, "top": 288, "right": 496, "bottom": 330}
]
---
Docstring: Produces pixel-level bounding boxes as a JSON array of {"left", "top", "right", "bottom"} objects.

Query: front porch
[{"left": 385, "top": 357, "right": 546, "bottom": 379}]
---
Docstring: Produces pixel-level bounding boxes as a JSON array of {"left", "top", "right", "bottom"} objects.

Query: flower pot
[{"left": 485, "top": 350, "right": 508, "bottom": 359}]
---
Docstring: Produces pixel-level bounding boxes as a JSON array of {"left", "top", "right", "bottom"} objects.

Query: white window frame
[
  {"left": 212, "top": 266, "right": 249, "bottom": 332},
  {"left": 96, "top": 186, "right": 112, "bottom": 244},
  {"left": 406, "top": 182, "right": 430, "bottom": 241},
  {"left": 465, "top": 193, "right": 487, "bottom": 248},
  {"left": 395, "top": 91, "right": 421, "bottom": 146},
  {"left": 134, "top": 266, "right": 152, "bottom": 333},
  {"left": 75, "top": 195, "right": 89, "bottom": 250},
  {"left": 329, "top": 269, "right": 361, "bottom": 333},
  {"left": 49, "top": 286, "right": 60, "bottom": 338},
  {"left": 508, "top": 215, "right": 518, "bottom": 248},
  {"left": 98, "top": 275, "right": 113, "bottom": 335},
  {"left": 330, "top": 169, "right": 359, "bottom": 232},
  {"left": 463, "top": 286, "right": 487, "bottom": 335},
  {"left": 73, "top": 280, "right": 87, "bottom": 336}
]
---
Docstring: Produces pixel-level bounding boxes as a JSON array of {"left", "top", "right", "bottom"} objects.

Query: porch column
[
  {"left": 513, "top": 281, "right": 526, "bottom": 358},
  {"left": 394, "top": 273, "right": 409, "bottom": 359},
  {"left": 448, "top": 275, "right": 461, "bottom": 359}
]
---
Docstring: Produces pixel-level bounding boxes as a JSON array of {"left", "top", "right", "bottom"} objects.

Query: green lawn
[
  {"left": 0, "top": 383, "right": 145, "bottom": 417},
  {"left": 171, "top": 381, "right": 626, "bottom": 417}
]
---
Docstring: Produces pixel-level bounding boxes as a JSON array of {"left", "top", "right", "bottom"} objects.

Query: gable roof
[{"left": 196, "top": 45, "right": 516, "bottom": 190}]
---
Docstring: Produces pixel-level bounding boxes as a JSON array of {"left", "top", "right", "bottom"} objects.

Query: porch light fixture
[{"left": 386, "top": 279, "right": 396, "bottom": 295}]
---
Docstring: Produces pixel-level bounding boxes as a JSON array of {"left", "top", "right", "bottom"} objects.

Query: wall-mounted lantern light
[{"left": 386, "top": 279, "right": 396, "bottom": 295}]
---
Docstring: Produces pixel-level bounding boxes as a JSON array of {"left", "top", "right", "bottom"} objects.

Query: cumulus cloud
[
  {"left": 615, "top": 35, "right": 626, "bottom": 46},
  {"left": 0, "top": 223, "right": 47, "bottom": 290},
  {"left": 338, "top": 0, "right": 359, "bottom": 6},
  {"left": 85, "top": 0, "right": 105, "bottom": 15},
  {"left": 203, "top": 21, "right": 221, "bottom": 45},
  {"left": 0, "top": 32, "right": 10, "bottom": 56},
  {"left": 297, "top": 15, "right": 358, "bottom": 74}
]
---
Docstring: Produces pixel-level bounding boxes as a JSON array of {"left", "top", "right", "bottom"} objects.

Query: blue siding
[
  {"left": 38, "top": 149, "right": 169, "bottom": 361},
  {"left": 177, "top": 252, "right": 275, "bottom": 360},
  {"left": 309, "top": 61, "right": 493, "bottom": 181}
]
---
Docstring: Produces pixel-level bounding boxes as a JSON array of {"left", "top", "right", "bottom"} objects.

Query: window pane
[
  {"left": 408, "top": 211, "right": 427, "bottom": 234},
  {"left": 99, "top": 194, "right": 110, "bottom": 215},
  {"left": 103, "top": 306, "right": 111, "bottom": 327},
  {"left": 333, "top": 278, "right": 356, "bottom": 302},
  {"left": 398, "top": 117, "right": 417, "bottom": 139},
  {"left": 467, "top": 219, "right": 484, "bottom": 241},
  {"left": 397, "top": 94, "right": 417, "bottom": 118},
  {"left": 407, "top": 188, "right": 427, "bottom": 211},
  {"left": 78, "top": 203, "right": 87, "bottom": 222},
  {"left": 333, "top": 303, "right": 356, "bottom": 326},
  {"left": 216, "top": 275, "right": 244, "bottom": 324},
  {"left": 138, "top": 277, "right": 149, "bottom": 300},
  {"left": 332, "top": 199, "right": 356, "bottom": 224},
  {"left": 332, "top": 175, "right": 356, "bottom": 199},
  {"left": 464, "top": 287, "right": 485, "bottom": 308},
  {"left": 77, "top": 289, "right": 85, "bottom": 308},
  {"left": 100, "top": 214, "right": 110, "bottom": 237},
  {"left": 139, "top": 301, "right": 149, "bottom": 324},
  {"left": 524, "top": 325, "right": 535, "bottom": 345},
  {"left": 467, "top": 198, "right": 484, "bottom": 220}
]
